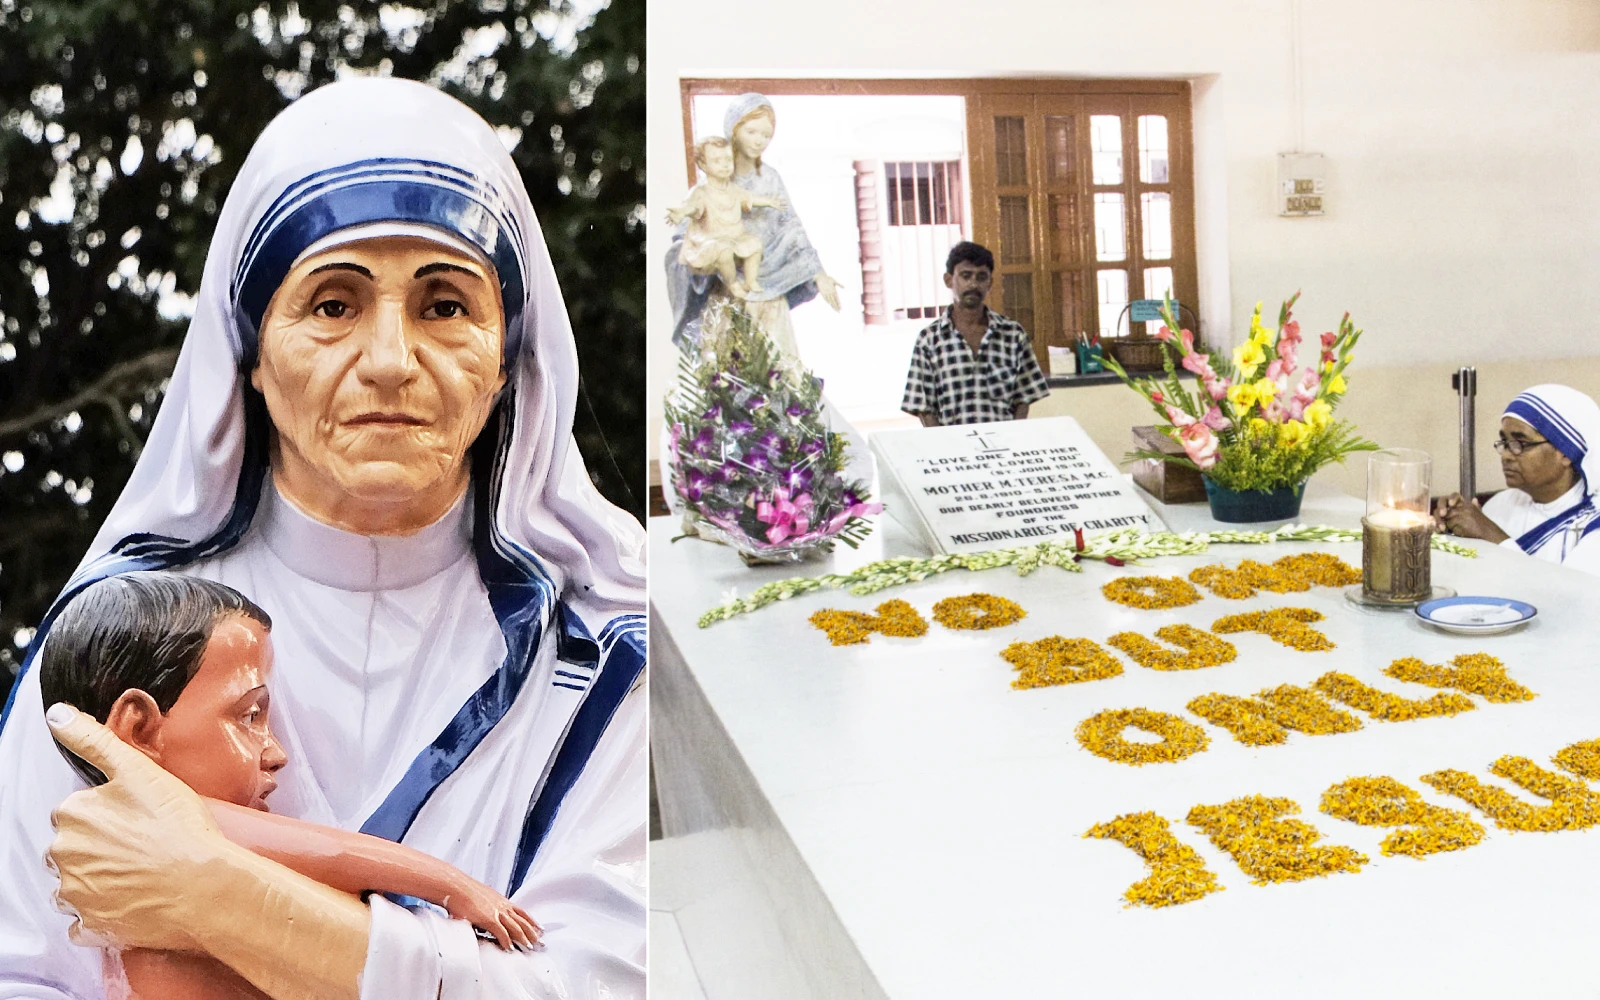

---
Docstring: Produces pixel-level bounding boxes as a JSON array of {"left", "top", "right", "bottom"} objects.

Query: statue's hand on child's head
[{"left": 46, "top": 702, "right": 225, "bottom": 952}]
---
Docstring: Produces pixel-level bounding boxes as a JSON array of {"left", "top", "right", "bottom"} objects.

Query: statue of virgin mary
[
  {"left": 0, "top": 78, "right": 645, "bottom": 1000},
  {"left": 666, "top": 92, "right": 842, "bottom": 364}
]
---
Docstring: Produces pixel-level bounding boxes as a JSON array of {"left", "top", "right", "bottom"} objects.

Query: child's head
[
  {"left": 695, "top": 136, "right": 735, "bottom": 179},
  {"left": 41, "top": 572, "right": 286, "bottom": 809}
]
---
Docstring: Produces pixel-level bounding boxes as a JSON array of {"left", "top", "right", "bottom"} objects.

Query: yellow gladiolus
[
  {"left": 1279, "top": 419, "right": 1309, "bottom": 447},
  {"left": 1248, "top": 417, "right": 1270, "bottom": 435},
  {"left": 1227, "top": 382, "right": 1258, "bottom": 410},
  {"left": 1328, "top": 373, "right": 1347, "bottom": 395},
  {"left": 1322, "top": 359, "right": 1335, "bottom": 374},
  {"left": 1304, "top": 399, "right": 1333, "bottom": 430},
  {"left": 1252, "top": 377, "right": 1279, "bottom": 401},
  {"left": 1233, "top": 340, "right": 1265, "bottom": 377}
]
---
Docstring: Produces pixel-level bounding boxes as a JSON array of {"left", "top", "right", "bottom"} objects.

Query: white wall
[{"left": 647, "top": 0, "right": 1600, "bottom": 495}]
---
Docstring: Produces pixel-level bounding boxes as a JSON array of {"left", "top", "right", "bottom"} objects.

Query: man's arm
[
  {"left": 902, "top": 333, "right": 939, "bottom": 426},
  {"left": 1011, "top": 334, "right": 1051, "bottom": 420},
  {"left": 207, "top": 800, "right": 539, "bottom": 949}
]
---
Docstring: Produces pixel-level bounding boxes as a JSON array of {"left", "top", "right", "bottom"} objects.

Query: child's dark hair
[
  {"left": 40, "top": 572, "right": 271, "bottom": 784},
  {"left": 945, "top": 241, "right": 995, "bottom": 274}
]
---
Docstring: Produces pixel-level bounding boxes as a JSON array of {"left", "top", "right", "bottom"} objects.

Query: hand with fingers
[
  {"left": 45, "top": 702, "right": 234, "bottom": 953},
  {"left": 443, "top": 878, "right": 543, "bottom": 951}
]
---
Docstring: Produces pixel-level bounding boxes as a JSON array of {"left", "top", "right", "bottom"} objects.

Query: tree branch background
[{"left": 0, "top": 0, "right": 645, "bottom": 697}]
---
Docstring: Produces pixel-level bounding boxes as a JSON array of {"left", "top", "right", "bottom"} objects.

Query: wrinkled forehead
[{"left": 224, "top": 82, "right": 529, "bottom": 370}]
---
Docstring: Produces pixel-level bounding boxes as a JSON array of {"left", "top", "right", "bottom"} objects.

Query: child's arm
[
  {"left": 744, "top": 190, "right": 783, "bottom": 210},
  {"left": 667, "top": 186, "right": 705, "bottom": 225},
  {"left": 206, "top": 799, "right": 540, "bottom": 951}
]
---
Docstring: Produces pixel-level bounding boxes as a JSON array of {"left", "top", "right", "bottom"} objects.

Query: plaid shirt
[{"left": 901, "top": 308, "right": 1050, "bottom": 425}]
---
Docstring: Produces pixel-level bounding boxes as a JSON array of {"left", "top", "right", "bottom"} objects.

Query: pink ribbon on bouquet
[{"left": 756, "top": 488, "right": 815, "bottom": 544}]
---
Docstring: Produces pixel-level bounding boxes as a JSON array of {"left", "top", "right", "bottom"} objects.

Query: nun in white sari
[
  {"left": 0, "top": 79, "right": 645, "bottom": 999},
  {"left": 1436, "top": 384, "right": 1600, "bottom": 576}
]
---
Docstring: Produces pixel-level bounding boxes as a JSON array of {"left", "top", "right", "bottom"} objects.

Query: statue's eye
[
  {"left": 313, "top": 299, "right": 348, "bottom": 319},
  {"left": 424, "top": 300, "right": 468, "bottom": 320}
]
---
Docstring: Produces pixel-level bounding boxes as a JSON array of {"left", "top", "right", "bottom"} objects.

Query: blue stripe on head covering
[
  {"left": 1506, "top": 391, "right": 1587, "bottom": 469},
  {"left": 232, "top": 159, "right": 527, "bottom": 370}
]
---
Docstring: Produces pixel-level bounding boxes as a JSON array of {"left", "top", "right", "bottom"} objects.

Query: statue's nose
[{"left": 355, "top": 303, "right": 418, "bottom": 390}]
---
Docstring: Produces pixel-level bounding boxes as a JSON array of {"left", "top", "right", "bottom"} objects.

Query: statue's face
[
  {"left": 251, "top": 235, "right": 506, "bottom": 512},
  {"left": 701, "top": 142, "right": 735, "bottom": 180},
  {"left": 156, "top": 615, "right": 284, "bottom": 810},
  {"left": 731, "top": 112, "right": 774, "bottom": 162}
]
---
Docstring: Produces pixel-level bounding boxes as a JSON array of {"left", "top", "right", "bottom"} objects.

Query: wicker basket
[{"left": 1104, "top": 337, "right": 1168, "bottom": 372}]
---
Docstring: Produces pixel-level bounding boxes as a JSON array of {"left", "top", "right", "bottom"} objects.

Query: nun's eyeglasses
[{"left": 1493, "top": 435, "right": 1551, "bottom": 457}]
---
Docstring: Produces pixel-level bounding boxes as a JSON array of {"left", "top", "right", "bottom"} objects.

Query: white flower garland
[{"left": 696, "top": 525, "right": 1477, "bottom": 627}]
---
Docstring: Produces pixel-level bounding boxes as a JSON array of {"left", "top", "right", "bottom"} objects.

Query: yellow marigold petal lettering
[
  {"left": 1076, "top": 708, "right": 1210, "bottom": 766},
  {"left": 1553, "top": 738, "right": 1600, "bottom": 781},
  {"left": 1212, "top": 607, "right": 1335, "bottom": 651},
  {"left": 1004, "top": 636, "right": 1123, "bottom": 690},
  {"left": 1186, "top": 794, "right": 1368, "bottom": 885},
  {"left": 808, "top": 599, "right": 928, "bottom": 646},
  {"left": 1312, "top": 672, "right": 1477, "bottom": 722},
  {"left": 1187, "top": 684, "right": 1363, "bottom": 746},
  {"left": 1421, "top": 756, "right": 1600, "bottom": 832},
  {"left": 932, "top": 593, "right": 1026, "bottom": 631},
  {"left": 1085, "top": 811, "right": 1224, "bottom": 908},
  {"left": 1383, "top": 652, "right": 1536, "bottom": 703},
  {"left": 1108, "top": 625, "right": 1237, "bottom": 672},
  {"left": 1100, "top": 575, "right": 1203, "bottom": 610},
  {"left": 1319, "top": 776, "right": 1485, "bottom": 858}
]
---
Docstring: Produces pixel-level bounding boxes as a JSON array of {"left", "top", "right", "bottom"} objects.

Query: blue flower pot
[{"left": 1202, "top": 477, "right": 1305, "bottom": 524}]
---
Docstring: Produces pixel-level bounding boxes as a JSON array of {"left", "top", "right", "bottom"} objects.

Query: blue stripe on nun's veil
[
  {"left": 232, "top": 162, "right": 529, "bottom": 369},
  {"left": 508, "top": 616, "right": 646, "bottom": 895}
]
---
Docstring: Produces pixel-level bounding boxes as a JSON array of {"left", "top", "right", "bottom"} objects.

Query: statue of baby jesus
[
  {"left": 40, "top": 572, "right": 540, "bottom": 1000},
  {"left": 667, "top": 136, "right": 783, "bottom": 300}
]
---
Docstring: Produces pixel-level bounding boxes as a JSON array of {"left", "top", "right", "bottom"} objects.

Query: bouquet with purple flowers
[{"left": 665, "top": 302, "right": 881, "bottom": 561}]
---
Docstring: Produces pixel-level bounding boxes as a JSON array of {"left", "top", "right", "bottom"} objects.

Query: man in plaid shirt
[{"left": 901, "top": 242, "right": 1050, "bottom": 427}]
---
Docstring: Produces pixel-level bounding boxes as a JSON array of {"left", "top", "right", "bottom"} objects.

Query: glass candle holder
[{"left": 1362, "top": 449, "right": 1433, "bottom": 605}]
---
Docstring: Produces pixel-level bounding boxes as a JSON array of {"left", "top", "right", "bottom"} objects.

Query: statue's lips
[
  {"left": 253, "top": 776, "right": 278, "bottom": 810},
  {"left": 343, "top": 412, "right": 428, "bottom": 427}
]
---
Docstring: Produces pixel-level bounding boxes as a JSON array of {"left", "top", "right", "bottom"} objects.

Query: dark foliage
[{"left": 0, "top": 0, "right": 645, "bottom": 696}]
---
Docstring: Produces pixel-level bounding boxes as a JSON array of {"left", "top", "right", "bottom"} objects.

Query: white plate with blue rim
[{"left": 1415, "top": 596, "right": 1537, "bottom": 635}]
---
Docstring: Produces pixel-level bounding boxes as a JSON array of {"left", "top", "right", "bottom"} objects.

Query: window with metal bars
[{"left": 856, "top": 159, "right": 966, "bottom": 325}]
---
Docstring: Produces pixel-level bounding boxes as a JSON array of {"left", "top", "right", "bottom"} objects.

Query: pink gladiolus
[
  {"left": 1178, "top": 421, "right": 1220, "bottom": 469},
  {"left": 1201, "top": 405, "right": 1231, "bottom": 431},
  {"left": 1181, "top": 352, "right": 1213, "bottom": 378},
  {"left": 1204, "top": 377, "right": 1228, "bottom": 402},
  {"left": 1321, "top": 349, "right": 1336, "bottom": 366},
  {"left": 1321, "top": 331, "right": 1337, "bottom": 349},
  {"left": 1179, "top": 328, "right": 1195, "bottom": 353},
  {"left": 1282, "top": 320, "right": 1301, "bottom": 342},
  {"left": 1262, "top": 399, "right": 1287, "bottom": 423},
  {"left": 1154, "top": 325, "right": 1174, "bottom": 343},
  {"left": 1165, "top": 404, "right": 1194, "bottom": 428},
  {"left": 1266, "top": 358, "right": 1285, "bottom": 382},
  {"left": 1276, "top": 337, "right": 1299, "bottom": 365},
  {"left": 1151, "top": 390, "right": 1165, "bottom": 404},
  {"left": 1283, "top": 397, "right": 1307, "bottom": 422}
]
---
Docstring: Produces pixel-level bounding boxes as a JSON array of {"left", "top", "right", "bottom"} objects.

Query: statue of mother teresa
[{"left": 0, "top": 78, "right": 646, "bottom": 999}]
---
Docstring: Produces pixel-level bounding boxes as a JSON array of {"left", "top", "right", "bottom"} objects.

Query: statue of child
[
  {"left": 40, "top": 571, "right": 540, "bottom": 1000},
  {"left": 667, "top": 135, "right": 783, "bottom": 299}
]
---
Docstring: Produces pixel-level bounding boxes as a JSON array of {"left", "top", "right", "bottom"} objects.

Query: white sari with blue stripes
[
  {"left": 1483, "top": 385, "right": 1600, "bottom": 578},
  {"left": 0, "top": 78, "right": 646, "bottom": 999}
]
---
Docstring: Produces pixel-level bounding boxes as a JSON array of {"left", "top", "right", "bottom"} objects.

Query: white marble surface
[{"left": 650, "top": 485, "right": 1600, "bottom": 998}]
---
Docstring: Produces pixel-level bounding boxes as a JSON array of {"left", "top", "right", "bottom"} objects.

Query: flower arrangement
[
  {"left": 1103, "top": 294, "right": 1377, "bottom": 492},
  {"left": 664, "top": 300, "right": 881, "bottom": 561}
]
